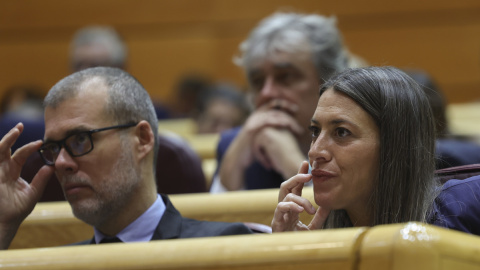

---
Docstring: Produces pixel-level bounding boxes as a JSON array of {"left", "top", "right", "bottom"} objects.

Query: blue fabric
[
  {"left": 428, "top": 175, "right": 480, "bottom": 236},
  {"left": 94, "top": 194, "right": 166, "bottom": 243},
  {"left": 214, "top": 127, "right": 284, "bottom": 190},
  {"left": 0, "top": 114, "right": 45, "bottom": 153},
  {"left": 153, "top": 102, "right": 172, "bottom": 120},
  {"left": 435, "top": 139, "right": 480, "bottom": 169}
]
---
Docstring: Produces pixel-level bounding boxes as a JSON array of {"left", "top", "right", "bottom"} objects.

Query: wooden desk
[{"left": 157, "top": 118, "right": 197, "bottom": 138}]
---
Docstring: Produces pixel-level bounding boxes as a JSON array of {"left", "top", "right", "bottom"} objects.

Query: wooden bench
[
  {"left": 447, "top": 103, "right": 480, "bottom": 138},
  {"left": 3, "top": 223, "right": 480, "bottom": 270},
  {"left": 2, "top": 227, "right": 365, "bottom": 270},
  {"left": 359, "top": 222, "right": 480, "bottom": 269}
]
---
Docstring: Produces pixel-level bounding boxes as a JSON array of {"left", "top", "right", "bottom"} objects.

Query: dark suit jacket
[
  {"left": 72, "top": 194, "right": 253, "bottom": 245},
  {"left": 213, "top": 127, "right": 284, "bottom": 190}
]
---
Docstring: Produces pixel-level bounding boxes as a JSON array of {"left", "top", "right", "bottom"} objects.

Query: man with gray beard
[{"left": 0, "top": 67, "right": 252, "bottom": 249}]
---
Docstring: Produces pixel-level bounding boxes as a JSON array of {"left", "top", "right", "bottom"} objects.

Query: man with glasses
[
  {"left": 0, "top": 67, "right": 252, "bottom": 249},
  {"left": 210, "top": 12, "right": 350, "bottom": 192}
]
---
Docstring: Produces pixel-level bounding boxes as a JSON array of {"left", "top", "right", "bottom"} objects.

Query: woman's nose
[{"left": 308, "top": 134, "right": 332, "bottom": 164}]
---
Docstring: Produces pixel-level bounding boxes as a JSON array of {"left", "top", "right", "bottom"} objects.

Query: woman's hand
[{"left": 271, "top": 161, "right": 330, "bottom": 232}]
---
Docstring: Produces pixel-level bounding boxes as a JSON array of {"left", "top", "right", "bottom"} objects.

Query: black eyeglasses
[{"left": 38, "top": 123, "right": 137, "bottom": 166}]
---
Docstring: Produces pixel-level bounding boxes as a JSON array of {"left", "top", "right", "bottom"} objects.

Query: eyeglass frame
[{"left": 38, "top": 122, "right": 138, "bottom": 166}]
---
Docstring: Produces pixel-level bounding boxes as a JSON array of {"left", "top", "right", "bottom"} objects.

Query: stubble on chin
[
  {"left": 67, "top": 141, "right": 141, "bottom": 227},
  {"left": 61, "top": 175, "right": 106, "bottom": 226}
]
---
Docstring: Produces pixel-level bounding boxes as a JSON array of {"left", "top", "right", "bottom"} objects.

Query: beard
[{"left": 63, "top": 139, "right": 141, "bottom": 228}]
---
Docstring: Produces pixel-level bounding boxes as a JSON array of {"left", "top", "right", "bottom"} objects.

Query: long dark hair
[{"left": 318, "top": 66, "right": 437, "bottom": 228}]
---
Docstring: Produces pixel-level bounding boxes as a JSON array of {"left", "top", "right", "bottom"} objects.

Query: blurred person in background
[
  {"left": 169, "top": 73, "right": 213, "bottom": 119},
  {"left": 404, "top": 68, "right": 480, "bottom": 169},
  {"left": 70, "top": 25, "right": 171, "bottom": 119},
  {"left": 70, "top": 25, "right": 127, "bottom": 73},
  {"left": 196, "top": 82, "right": 251, "bottom": 134},
  {"left": 210, "top": 12, "right": 349, "bottom": 192},
  {"left": 0, "top": 84, "right": 45, "bottom": 154}
]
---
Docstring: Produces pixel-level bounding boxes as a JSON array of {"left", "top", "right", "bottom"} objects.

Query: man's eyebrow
[
  {"left": 248, "top": 62, "right": 299, "bottom": 78},
  {"left": 44, "top": 126, "right": 91, "bottom": 142},
  {"left": 273, "top": 62, "right": 298, "bottom": 70},
  {"left": 248, "top": 69, "right": 261, "bottom": 79}
]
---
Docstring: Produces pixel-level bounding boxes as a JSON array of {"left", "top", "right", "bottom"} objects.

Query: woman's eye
[{"left": 335, "top": 127, "right": 351, "bottom": 138}]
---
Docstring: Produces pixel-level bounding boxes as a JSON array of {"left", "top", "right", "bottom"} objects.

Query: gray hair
[
  {"left": 235, "top": 12, "right": 348, "bottom": 82},
  {"left": 44, "top": 67, "right": 159, "bottom": 176},
  {"left": 319, "top": 66, "right": 438, "bottom": 228},
  {"left": 70, "top": 26, "right": 127, "bottom": 69}
]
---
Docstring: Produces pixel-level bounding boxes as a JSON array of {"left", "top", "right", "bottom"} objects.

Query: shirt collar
[{"left": 94, "top": 194, "right": 165, "bottom": 244}]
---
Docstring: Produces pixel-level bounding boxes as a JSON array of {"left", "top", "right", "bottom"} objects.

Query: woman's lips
[{"left": 310, "top": 169, "right": 336, "bottom": 182}]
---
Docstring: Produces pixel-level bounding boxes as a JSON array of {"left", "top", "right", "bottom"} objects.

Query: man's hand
[
  {"left": 233, "top": 108, "right": 304, "bottom": 168},
  {"left": 252, "top": 127, "right": 305, "bottom": 179},
  {"left": 219, "top": 100, "right": 304, "bottom": 191},
  {"left": 0, "top": 123, "right": 54, "bottom": 249},
  {"left": 271, "top": 161, "right": 330, "bottom": 232}
]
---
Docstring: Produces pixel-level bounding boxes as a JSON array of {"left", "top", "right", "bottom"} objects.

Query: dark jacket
[
  {"left": 428, "top": 175, "right": 480, "bottom": 236},
  {"left": 73, "top": 194, "right": 253, "bottom": 245}
]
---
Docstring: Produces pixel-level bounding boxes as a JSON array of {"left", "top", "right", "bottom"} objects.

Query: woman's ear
[{"left": 134, "top": 120, "right": 155, "bottom": 161}]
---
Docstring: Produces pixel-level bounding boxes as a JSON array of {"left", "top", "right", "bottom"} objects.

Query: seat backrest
[
  {"left": 434, "top": 163, "right": 480, "bottom": 184},
  {"left": 155, "top": 134, "right": 207, "bottom": 194}
]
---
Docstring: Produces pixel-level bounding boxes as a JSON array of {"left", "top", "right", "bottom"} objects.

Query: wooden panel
[
  {"left": 1, "top": 0, "right": 479, "bottom": 106},
  {"left": 344, "top": 24, "right": 480, "bottom": 103},
  {"left": 2, "top": 0, "right": 480, "bottom": 29}
]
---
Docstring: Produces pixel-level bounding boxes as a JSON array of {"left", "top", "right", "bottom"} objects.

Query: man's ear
[{"left": 134, "top": 120, "right": 155, "bottom": 161}]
